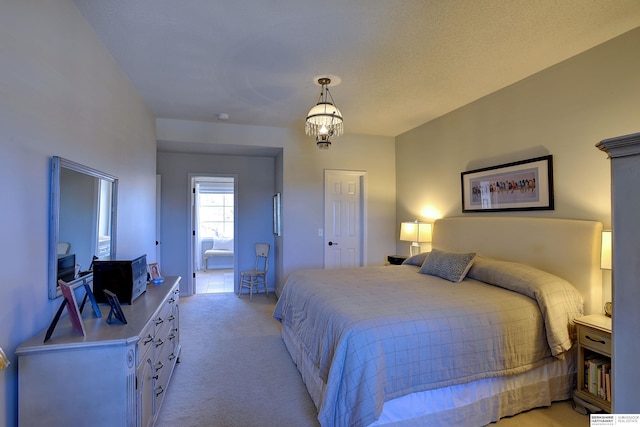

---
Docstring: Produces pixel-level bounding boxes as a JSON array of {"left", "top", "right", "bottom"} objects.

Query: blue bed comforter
[{"left": 273, "top": 259, "right": 583, "bottom": 427}]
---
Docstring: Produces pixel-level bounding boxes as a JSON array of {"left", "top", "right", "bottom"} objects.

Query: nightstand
[
  {"left": 387, "top": 255, "right": 408, "bottom": 265},
  {"left": 573, "top": 313, "right": 612, "bottom": 414}
]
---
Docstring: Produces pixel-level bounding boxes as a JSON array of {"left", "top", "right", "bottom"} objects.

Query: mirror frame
[{"left": 48, "top": 156, "right": 118, "bottom": 299}]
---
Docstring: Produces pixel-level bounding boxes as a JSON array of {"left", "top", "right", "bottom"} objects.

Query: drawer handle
[
  {"left": 586, "top": 335, "right": 606, "bottom": 345},
  {"left": 154, "top": 361, "right": 164, "bottom": 372},
  {"left": 155, "top": 318, "right": 164, "bottom": 326},
  {"left": 143, "top": 334, "right": 153, "bottom": 345},
  {"left": 155, "top": 385, "right": 165, "bottom": 397},
  {"left": 155, "top": 338, "right": 164, "bottom": 348},
  {"left": 168, "top": 297, "right": 175, "bottom": 304}
]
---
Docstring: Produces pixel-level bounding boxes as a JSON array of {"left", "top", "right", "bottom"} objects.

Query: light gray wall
[
  {"left": 396, "top": 27, "right": 640, "bottom": 234},
  {"left": 156, "top": 151, "right": 276, "bottom": 294},
  {"left": 396, "top": 26, "right": 640, "bottom": 411},
  {"left": 156, "top": 119, "right": 397, "bottom": 295},
  {"left": 0, "top": 1, "right": 157, "bottom": 425},
  {"left": 396, "top": 27, "right": 640, "bottom": 300}
]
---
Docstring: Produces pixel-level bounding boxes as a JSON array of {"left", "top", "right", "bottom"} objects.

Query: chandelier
[{"left": 305, "top": 77, "right": 343, "bottom": 149}]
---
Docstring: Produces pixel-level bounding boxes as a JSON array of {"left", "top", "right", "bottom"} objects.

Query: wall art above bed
[{"left": 461, "top": 155, "right": 554, "bottom": 212}]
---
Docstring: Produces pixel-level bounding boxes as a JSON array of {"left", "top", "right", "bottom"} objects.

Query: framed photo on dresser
[
  {"left": 58, "top": 280, "right": 86, "bottom": 336},
  {"left": 148, "top": 262, "right": 161, "bottom": 279}
]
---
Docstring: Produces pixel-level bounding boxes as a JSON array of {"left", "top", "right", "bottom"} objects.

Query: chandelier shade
[
  {"left": 305, "top": 103, "right": 344, "bottom": 137},
  {"left": 305, "top": 77, "right": 343, "bottom": 147}
]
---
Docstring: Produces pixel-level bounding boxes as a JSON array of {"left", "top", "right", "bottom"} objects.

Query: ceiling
[{"left": 73, "top": 0, "right": 640, "bottom": 142}]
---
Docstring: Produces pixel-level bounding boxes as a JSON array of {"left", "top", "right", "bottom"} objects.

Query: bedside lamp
[
  {"left": 600, "top": 230, "right": 612, "bottom": 270},
  {"left": 400, "top": 221, "right": 432, "bottom": 257},
  {"left": 601, "top": 230, "right": 612, "bottom": 317}
]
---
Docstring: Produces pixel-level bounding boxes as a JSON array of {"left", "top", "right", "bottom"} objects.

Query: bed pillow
[
  {"left": 418, "top": 248, "right": 476, "bottom": 282},
  {"left": 401, "top": 252, "right": 429, "bottom": 266}
]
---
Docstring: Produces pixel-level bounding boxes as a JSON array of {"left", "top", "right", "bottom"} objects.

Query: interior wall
[
  {"left": 156, "top": 151, "right": 276, "bottom": 295},
  {"left": 396, "top": 26, "right": 640, "bottom": 244},
  {"left": 156, "top": 119, "right": 397, "bottom": 295},
  {"left": 0, "top": 1, "right": 157, "bottom": 425},
  {"left": 395, "top": 27, "right": 640, "bottom": 408}
]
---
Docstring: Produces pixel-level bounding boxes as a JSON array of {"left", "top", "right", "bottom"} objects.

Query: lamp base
[{"left": 410, "top": 243, "right": 421, "bottom": 257}]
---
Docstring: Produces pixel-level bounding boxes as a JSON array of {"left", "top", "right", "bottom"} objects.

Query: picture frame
[
  {"left": 273, "top": 193, "right": 281, "bottom": 236},
  {"left": 45, "top": 279, "right": 100, "bottom": 342},
  {"left": 148, "top": 262, "right": 161, "bottom": 279},
  {"left": 58, "top": 280, "right": 86, "bottom": 336},
  {"left": 461, "top": 155, "right": 554, "bottom": 213},
  {"left": 104, "top": 289, "right": 127, "bottom": 325},
  {"left": 79, "top": 282, "right": 102, "bottom": 318}
]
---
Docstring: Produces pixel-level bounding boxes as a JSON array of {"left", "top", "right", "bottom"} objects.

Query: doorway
[
  {"left": 323, "top": 170, "right": 366, "bottom": 268},
  {"left": 190, "top": 175, "right": 237, "bottom": 294}
]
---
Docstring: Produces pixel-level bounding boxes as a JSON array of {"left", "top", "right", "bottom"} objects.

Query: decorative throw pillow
[
  {"left": 402, "top": 252, "right": 429, "bottom": 266},
  {"left": 418, "top": 248, "right": 476, "bottom": 283}
]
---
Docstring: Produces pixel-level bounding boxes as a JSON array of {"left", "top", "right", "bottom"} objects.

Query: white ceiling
[{"left": 73, "top": 0, "right": 640, "bottom": 140}]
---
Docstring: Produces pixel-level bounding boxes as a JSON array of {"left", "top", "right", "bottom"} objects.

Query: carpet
[{"left": 156, "top": 293, "right": 319, "bottom": 427}]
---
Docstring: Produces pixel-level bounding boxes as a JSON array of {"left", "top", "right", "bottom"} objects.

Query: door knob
[{"left": 328, "top": 241, "right": 338, "bottom": 246}]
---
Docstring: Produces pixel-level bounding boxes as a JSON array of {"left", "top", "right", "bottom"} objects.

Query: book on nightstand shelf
[{"left": 584, "top": 355, "right": 611, "bottom": 402}]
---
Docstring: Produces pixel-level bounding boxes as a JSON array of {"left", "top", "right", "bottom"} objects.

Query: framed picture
[
  {"left": 104, "top": 290, "right": 127, "bottom": 325},
  {"left": 58, "top": 280, "right": 86, "bottom": 336},
  {"left": 148, "top": 262, "right": 161, "bottom": 279},
  {"left": 461, "top": 155, "right": 554, "bottom": 213},
  {"left": 273, "top": 193, "right": 281, "bottom": 236}
]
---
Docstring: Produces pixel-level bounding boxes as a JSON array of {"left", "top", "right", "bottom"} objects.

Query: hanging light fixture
[{"left": 305, "top": 77, "right": 343, "bottom": 149}]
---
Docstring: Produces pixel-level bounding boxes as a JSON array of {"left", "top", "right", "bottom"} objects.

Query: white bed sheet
[{"left": 282, "top": 323, "right": 576, "bottom": 427}]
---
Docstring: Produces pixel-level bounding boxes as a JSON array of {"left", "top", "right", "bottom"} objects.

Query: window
[{"left": 199, "top": 192, "right": 234, "bottom": 238}]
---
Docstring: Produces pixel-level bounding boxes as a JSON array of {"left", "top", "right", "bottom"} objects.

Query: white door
[{"left": 324, "top": 170, "right": 365, "bottom": 269}]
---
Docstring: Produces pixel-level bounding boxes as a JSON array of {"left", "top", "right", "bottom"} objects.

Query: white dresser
[{"left": 17, "top": 276, "right": 181, "bottom": 427}]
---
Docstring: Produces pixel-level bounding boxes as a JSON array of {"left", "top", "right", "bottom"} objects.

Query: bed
[{"left": 273, "top": 217, "right": 603, "bottom": 427}]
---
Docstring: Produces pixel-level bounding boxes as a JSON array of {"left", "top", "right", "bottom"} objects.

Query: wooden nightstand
[
  {"left": 573, "top": 314, "right": 612, "bottom": 414},
  {"left": 387, "top": 255, "right": 408, "bottom": 265}
]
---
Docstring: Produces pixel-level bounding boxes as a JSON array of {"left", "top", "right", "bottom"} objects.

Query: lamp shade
[
  {"left": 400, "top": 222, "right": 432, "bottom": 243},
  {"left": 601, "top": 230, "right": 612, "bottom": 270}
]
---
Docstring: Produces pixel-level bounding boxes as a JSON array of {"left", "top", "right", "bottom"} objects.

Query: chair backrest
[
  {"left": 253, "top": 243, "right": 270, "bottom": 272},
  {"left": 57, "top": 242, "right": 70, "bottom": 255}
]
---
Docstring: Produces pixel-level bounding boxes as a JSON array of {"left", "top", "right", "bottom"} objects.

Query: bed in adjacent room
[{"left": 273, "top": 217, "right": 603, "bottom": 427}]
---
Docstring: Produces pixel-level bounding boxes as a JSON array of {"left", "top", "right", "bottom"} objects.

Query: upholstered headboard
[{"left": 432, "top": 217, "right": 603, "bottom": 315}]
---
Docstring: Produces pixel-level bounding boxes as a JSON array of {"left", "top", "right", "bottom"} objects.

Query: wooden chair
[
  {"left": 238, "top": 243, "right": 270, "bottom": 301},
  {"left": 57, "top": 242, "right": 70, "bottom": 255}
]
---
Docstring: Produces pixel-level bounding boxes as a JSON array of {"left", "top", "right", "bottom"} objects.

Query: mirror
[{"left": 48, "top": 157, "right": 118, "bottom": 299}]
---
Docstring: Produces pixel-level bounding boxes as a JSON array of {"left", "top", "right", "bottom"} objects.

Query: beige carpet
[{"left": 156, "top": 293, "right": 589, "bottom": 427}]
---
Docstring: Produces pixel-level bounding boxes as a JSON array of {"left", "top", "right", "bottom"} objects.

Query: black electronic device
[
  {"left": 57, "top": 254, "right": 76, "bottom": 282},
  {"left": 93, "top": 254, "right": 148, "bottom": 304}
]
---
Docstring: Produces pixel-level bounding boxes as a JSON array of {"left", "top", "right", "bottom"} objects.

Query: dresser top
[{"left": 17, "top": 276, "right": 180, "bottom": 354}]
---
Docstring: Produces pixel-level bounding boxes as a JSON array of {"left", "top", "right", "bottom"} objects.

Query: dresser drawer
[
  {"left": 578, "top": 326, "right": 611, "bottom": 356},
  {"left": 138, "top": 322, "right": 155, "bottom": 364}
]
